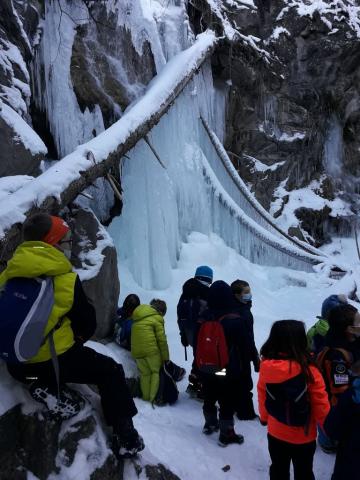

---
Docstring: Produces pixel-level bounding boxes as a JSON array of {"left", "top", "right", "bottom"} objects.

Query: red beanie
[{"left": 42, "top": 216, "right": 70, "bottom": 245}]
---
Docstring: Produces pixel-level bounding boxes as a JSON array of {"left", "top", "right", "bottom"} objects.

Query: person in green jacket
[{"left": 131, "top": 302, "right": 170, "bottom": 402}]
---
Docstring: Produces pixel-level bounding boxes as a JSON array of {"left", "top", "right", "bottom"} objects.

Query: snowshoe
[{"left": 29, "top": 383, "right": 85, "bottom": 420}]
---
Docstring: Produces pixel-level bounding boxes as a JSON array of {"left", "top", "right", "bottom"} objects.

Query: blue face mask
[{"left": 242, "top": 293, "right": 252, "bottom": 303}]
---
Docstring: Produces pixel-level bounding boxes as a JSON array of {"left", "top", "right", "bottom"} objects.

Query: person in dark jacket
[
  {"left": 177, "top": 265, "right": 213, "bottom": 398},
  {"left": 3, "top": 213, "right": 144, "bottom": 458},
  {"left": 231, "top": 279, "right": 259, "bottom": 420},
  {"left": 307, "top": 294, "right": 348, "bottom": 355},
  {"left": 114, "top": 294, "right": 140, "bottom": 350},
  {"left": 200, "top": 280, "right": 250, "bottom": 446},
  {"left": 324, "top": 360, "right": 360, "bottom": 480},
  {"left": 317, "top": 304, "right": 360, "bottom": 453}
]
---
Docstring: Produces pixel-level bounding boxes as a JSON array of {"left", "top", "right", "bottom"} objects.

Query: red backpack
[{"left": 196, "top": 316, "right": 229, "bottom": 374}]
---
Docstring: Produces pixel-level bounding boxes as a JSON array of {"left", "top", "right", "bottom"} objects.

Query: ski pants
[
  {"left": 234, "top": 364, "right": 256, "bottom": 418},
  {"left": 136, "top": 353, "right": 162, "bottom": 402},
  {"left": 201, "top": 372, "right": 235, "bottom": 421},
  {"left": 7, "top": 344, "right": 138, "bottom": 431},
  {"left": 267, "top": 434, "right": 316, "bottom": 480}
]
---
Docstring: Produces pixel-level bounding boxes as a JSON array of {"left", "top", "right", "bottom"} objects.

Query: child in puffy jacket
[
  {"left": 131, "top": 300, "right": 169, "bottom": 402},
  {"left": 257, "top": 320, "right": 330, "bottom": 480}
]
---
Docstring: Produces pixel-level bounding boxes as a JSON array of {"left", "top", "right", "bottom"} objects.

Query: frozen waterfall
[{"left": 109, "top": 64, "right": 321, "bottom": 290}]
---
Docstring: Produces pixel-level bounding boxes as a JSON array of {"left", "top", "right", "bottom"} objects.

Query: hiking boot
[
  {"left": 218, "top": 419, "right": 244, "bottom": 447},
  {"left": 203, "top": 412, "right": 219, "bottom": 435},
  {"left": 113, "top": 418, "right": 145, "bottom": 458},
  {"left": 218, "top": 429, "right": 244, "bottom": 447},
  {"left": 29, "top": 383, "right": 85, "bottom": 420}
]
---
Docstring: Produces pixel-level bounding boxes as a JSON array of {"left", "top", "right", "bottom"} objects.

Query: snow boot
[
  {"left": 202, "top": 411, "right": 219, "bottom": 435},
  {"left": 113, "top": 418, "right": 145, "bottom": 458},
  {"left": 29, "top": 382, "right": 85, "bottom": 420},
  {"left": 218, "top": 419, "right": 244, "bottom": 447}
]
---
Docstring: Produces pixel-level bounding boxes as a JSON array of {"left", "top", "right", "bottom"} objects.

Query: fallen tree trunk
[{"left": 0, "top": 32, "right": 217, "bottom": 263}]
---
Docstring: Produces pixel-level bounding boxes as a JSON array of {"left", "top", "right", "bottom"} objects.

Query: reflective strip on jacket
[
  {"left": 257, "top": 359, "right": 330, "bottom": 444},
  {"left": 0, "top": 241, "right": 77, "bottom": 363}
]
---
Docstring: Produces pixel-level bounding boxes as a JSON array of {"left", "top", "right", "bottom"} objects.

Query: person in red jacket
[{"left": 257, "top": 320, "right": 330, "bottom": 480}]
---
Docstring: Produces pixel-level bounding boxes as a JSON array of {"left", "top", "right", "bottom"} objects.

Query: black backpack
[
  {"left": 177, "top": 297, "right": 207, "bottom": 347},
  {"left": 154, "top": 364, "right": 179, "bottom": 406},
  {"left": 265, "top": 373, "right": 311, "bottom": 427}
]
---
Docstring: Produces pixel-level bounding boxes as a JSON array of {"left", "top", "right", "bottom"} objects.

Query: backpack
[
  {"left": 177, "top": 297, "right": 207, "bottom": 347},
  {"left": 117, "top": 318, "right": 133, "bottom": 350},
  {"left": 154, "top": 363, "right": 179, "bottom": 406},
  {"left": 195, "top": 316, "right": 229, "bottom": 374},
  {"left": 265, "top": 373, "right": 311, "bottom": 428},
  {"left": 0, "top": 277, "right": 54, "bottom": 363},
  {"left": 317, "top": 347, "right": 353, "bottom": 406}
]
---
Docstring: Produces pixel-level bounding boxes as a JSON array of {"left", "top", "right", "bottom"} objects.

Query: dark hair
[
  {"left": 122, "top": 294, "right": 140, "bottom": 318},
  {"left": 260, "top": 320, "right": 314, "bottom": 381},
  {"left": 231, "top": 279, "right": 249, "bottom": 295},
  {"left": 22, "top": 213, "right": 52, "bottom": 241},
  {"left": 327, "top": 304, "right": 358, "bottom": 339},
  {"left": 150, "top": 298, "right": 167, "bottom": 316}
]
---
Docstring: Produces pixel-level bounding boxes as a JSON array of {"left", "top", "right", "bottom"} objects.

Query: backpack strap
[{"left": 41, "top": 317, "right": 64, "bottom": 399}]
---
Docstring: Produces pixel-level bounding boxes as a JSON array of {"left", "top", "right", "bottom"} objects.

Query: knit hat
[
  {"left": 42, "top": 216, "right": 70, "bottom": 246},
  {"left": 321, "top": 294, "right": 348, "bottom": 319},
  {"left": 194, "top": 265, "right": 213, "bottom": 282},
  {"left": 208, "top": 280, "right": 235, "bottom": 314}
]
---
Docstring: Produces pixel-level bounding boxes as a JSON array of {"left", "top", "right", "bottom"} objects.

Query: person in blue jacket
[{"left": 324, "top": 360, "right": 360, "bottom": 480}]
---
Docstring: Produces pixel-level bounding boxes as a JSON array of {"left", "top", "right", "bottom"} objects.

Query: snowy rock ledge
[{"left": 71, "top": 208, "right": 120, "bottom": 339}]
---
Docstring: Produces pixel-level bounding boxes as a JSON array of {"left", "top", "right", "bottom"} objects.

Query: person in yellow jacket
[
  {"left": 1, "top": 213, "right": 144, "bottom": 458},
  {"left": 131, "top": 302, "right": 170, "bottom": 402}
]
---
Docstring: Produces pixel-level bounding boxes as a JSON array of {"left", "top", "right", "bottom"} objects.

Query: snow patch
[{"left": 0, "top": 101, "right": 47, "bottom": 155}]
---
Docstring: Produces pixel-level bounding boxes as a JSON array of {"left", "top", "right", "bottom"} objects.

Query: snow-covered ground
[{"left": 109, "top": 231, "right": 358, "bottom": 480}]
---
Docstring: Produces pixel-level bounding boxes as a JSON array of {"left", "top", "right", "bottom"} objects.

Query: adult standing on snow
[
  {"left": 231, "top": 279, "right": 259, "bottom": 420},
  {"left": 177, "top": 265, "right": 213, "bottom": 398},
  {"left": 198, "top": 280, "right": 248, "bottom": 446},
  {"left": 2, "top": 213, "right": 144, "bottom": 458}
]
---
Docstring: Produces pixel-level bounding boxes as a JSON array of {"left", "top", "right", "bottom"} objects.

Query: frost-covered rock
[{"left": 72, "top": 207, "right": 120, "bottom": 339}]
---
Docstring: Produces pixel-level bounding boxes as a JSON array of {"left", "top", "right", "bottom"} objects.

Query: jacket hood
[
  {"left": 321, "top": 295, "right": 347, "bottom": 319},
  {"left": 260, "top": 359, "right": 302, "bottom": 383},
  {"left": 208, "top": 280, "right": 236, "bottom": 315},
  {"left": 0, "top": 241, "right": 72, "bottom": 284},
  {"left": 182, "top": 277, "right": 209, "bottom": 298},
  {"left": 132, "top": 304, "right": 161, "bottom": 323}
]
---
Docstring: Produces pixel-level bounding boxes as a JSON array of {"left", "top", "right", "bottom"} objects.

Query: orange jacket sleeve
[
  {"left": 308, "top": 365, "right": 330, "bottom": 428},
  {"left": 257, "top": 362, "right": 268, "bottom": 423}
]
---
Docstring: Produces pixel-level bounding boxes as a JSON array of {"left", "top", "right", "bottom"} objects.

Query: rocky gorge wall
[{"left": 188, "top": 0, "right": 360, "bottom": 245}]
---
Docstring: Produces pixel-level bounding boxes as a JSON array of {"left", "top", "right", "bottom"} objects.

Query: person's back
[
  {"left": 258, "top": 320, "right": 330, "bottom": 480},
  {"left": 131, "top": 304, "right": 169, "bottom": 402}
]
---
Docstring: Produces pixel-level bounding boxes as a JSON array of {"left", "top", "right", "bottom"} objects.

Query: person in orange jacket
[{"left": 257, "top": 320, "right": 330, "bottom": 480}]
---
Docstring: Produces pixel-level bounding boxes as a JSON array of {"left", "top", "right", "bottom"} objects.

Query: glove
[
  {"left": 260, "top": 420, "right": 267, "bottom": 427},
  {"left": 180, "top": 333, "right": 189, "bottom": 347}
]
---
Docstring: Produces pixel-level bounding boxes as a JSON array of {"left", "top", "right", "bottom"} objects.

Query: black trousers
[
  {"left": 234, "top": 364, "right": 256, "bottom": 418},
  {"left": 201, "top": 373, "right": 235, "bottom": 420},
  {"left": 7, "top": 344, "right": 137, "bottom": 431},
  {"left": 267, "top": 434, "right": 316, "bottom": 480}
]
